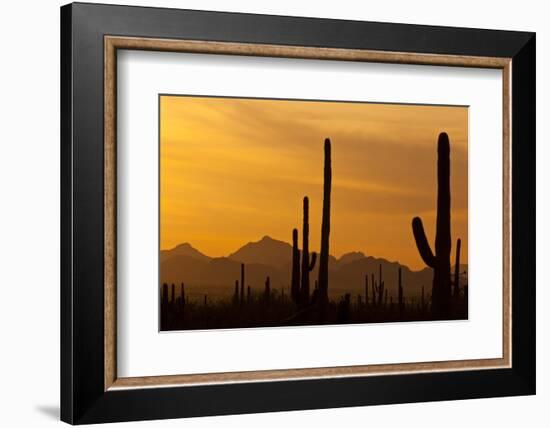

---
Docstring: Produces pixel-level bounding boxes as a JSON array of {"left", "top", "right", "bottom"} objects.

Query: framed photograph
[{"left": 61, "top": 2, "right": 535, "bottom": 424}]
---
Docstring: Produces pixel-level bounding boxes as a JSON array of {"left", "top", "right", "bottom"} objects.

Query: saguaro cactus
[
  {"left": 291, "top": 228, "right": 301, "bottom": 304},
  {"left": 264, "top": 276, "right": 271, "bottom": 302},
  {"left": 412, "top": 132, "right": 452, "bottom": 318},
  {"left": 240, "top": 263, "right": 245, "bottom": 306},
  {"left": 301, "top": 196, "right": 317, "bottom": 305},
  {"left": 453, "top": 238, "right": 461, "bottom": 299},
  {"left": 377, "top": 264, "right": 385, "bottom": 307},
  {"left": 318, "top": 138, "right": 332, "bottom": 304},
  {"left": 364, "top": 274, "right": 369, "bottom": 305},
  {"left": 370, "top": 273, "right": 376, "bottom": 306},
  {"left": 233, "top": 280, "right": 239, "bottom": 305},
  {"left": 398, "top": 267, "right": 403, "bottom": 317}
]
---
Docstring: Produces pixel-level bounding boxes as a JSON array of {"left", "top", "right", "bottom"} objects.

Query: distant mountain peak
[
  {"left": 339, "top": 251, "right": 365, "bottom": 259},
  {"left": 337, "top": 251, "right": 366, "bottom": 265},
  {"left": 162, "top": 242, "right": 211, "bottom": 262},
  {"left": 228, "top": 235, "right": 292, "bottom": 268},
  {"left": 172, "top": 242, "right": 194, "bottom": 250},
  {"left": 258, "top": 235, "right": 288, "bottom": 244}
]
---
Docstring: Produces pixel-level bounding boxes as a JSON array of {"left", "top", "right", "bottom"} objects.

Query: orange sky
[{"left": 160, "top": 95, "right": 468, "bottom": 271}]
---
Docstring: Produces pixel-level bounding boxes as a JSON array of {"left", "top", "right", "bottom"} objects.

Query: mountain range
[{"left": 160, "top": 236, "right": 468, "bottom": 300}]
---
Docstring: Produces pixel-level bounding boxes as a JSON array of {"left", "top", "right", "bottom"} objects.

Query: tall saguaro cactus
[
  {"left": 318, "top": 138, "right": 332, "bottom": 304},
  {"left": 301, "top": 196, "right": 317, "bottom": 305},
  {"left": 291, "top": 228, "right": 301, "bottom": 304},
  {"left": 412, "top": 132, "right": 452, "bottom": 318}
]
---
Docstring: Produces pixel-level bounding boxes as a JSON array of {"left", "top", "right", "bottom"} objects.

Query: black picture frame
[{"left": 61, "top": 2, "right": 535, "bottom": 424}]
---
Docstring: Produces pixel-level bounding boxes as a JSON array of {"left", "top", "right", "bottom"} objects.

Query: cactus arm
[
  {"left": 454, "top": 238, "right": 461, "bottom": 295},
  {"left": 309, "top": 252, "right": 317, "bottom": 271},
  {"left": 412, "top": 217, "right": 436, "bottom": 267}
]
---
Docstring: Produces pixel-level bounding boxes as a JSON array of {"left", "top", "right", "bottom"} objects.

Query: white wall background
[{"left": 0, "top": 0, "right": 545, "bottom": 426}]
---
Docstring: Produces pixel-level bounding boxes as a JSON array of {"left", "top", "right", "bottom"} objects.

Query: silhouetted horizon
[{"left": 161, "top": 235, "right": 468, "bottom": 274}]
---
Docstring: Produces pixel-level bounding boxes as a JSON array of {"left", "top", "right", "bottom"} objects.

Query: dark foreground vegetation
[{"left": 160, "top": 272, "right": 467, "bottom": 331}]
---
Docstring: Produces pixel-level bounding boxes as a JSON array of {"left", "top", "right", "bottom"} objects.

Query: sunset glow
[{"left": 160, "top": 95, "right": 468, "bottom": 271}]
